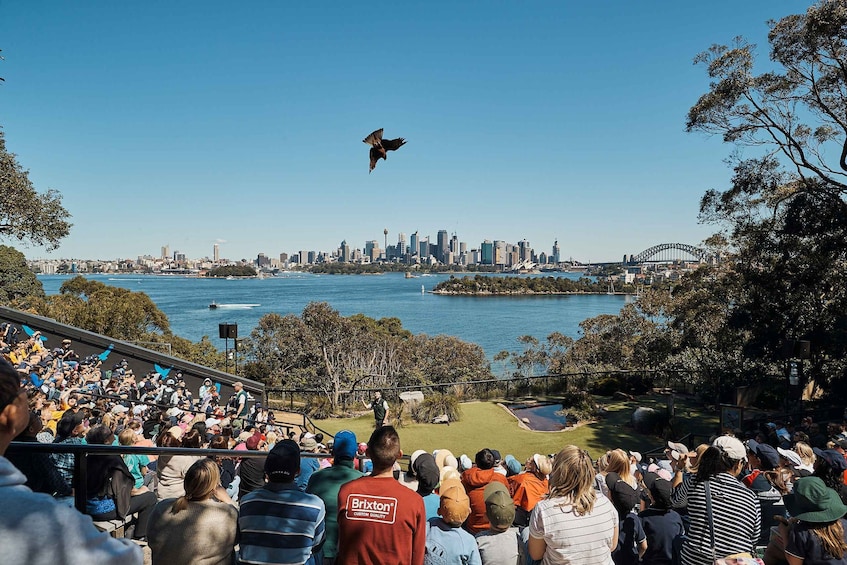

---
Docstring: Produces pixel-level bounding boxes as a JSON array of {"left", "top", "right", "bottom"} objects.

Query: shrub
[
  {"left": 411, "top": 393, "right": 462, "bottom": 424},
  {"left": 592, "top": 376, "right": 623, "bottom": 396},
  {"left": 557, "top": 390, "right": 599, "bottom": 422}
]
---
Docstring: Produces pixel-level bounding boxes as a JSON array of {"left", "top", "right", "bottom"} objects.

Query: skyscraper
[
  {"left": 481, "top": 240, "right": 494, "bottom": 265},
  {"left": 552, "top": 240, "right": 560, "bottom": 264},
  {"left": 213, "top": 243, "right": 220, "bottom": 262},
  {"left": 437, "top": 230, "right": 449, "bottom": 263},
  {"left": 410, "top": 232, "right": 419, "bottom": 258}
]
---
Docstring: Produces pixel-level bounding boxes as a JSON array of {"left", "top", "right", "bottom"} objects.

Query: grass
[{"left": 299, "top": 393, "right": 719, "bottom": 463}]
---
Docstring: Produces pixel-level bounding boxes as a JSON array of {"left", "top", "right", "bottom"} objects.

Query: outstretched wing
[
  {"left": 363, "top": 128, "right": 384, "bottom": 147},
  {"left": 382, "top": 137, "right": 406, "bottom": 151},
  {"left": 369, "top": 146, "right": 384, "bottom": 172}
]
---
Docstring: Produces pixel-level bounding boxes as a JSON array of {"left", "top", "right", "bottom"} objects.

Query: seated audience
[{"left": 148, "top": 458, "right": 237, "bottom": 565}]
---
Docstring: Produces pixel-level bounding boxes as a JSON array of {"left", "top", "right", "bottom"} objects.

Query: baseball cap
[
  {"left": 712, "top": 435, "right": 746, "bottom": 461},
  {"left": 643, "top": 472, "right": 672, "bottom": 509},
  {"left": 504, "top": 455, "right": 521, "bottom": 476},
  {"left": 265, "top": 439, "right": 300, "bottom": 481},
  {"left": 412, "top": 452, "right": 440, "bottom": 495},
  {"left": 746, "top": 439, "right": 779, "bottom": 470},
  {"left": 246, "top": 433, "right": 262, "bottom": 450},
  {"left": 484, "top": 482, "right": 515, "bottom": 530},
  {"left": 332, "top": 430, "right": 357, "bottom": 460},
  {"left": 813, "top": 448, "right": 847, "bottom": 472},
  {"left": 438, "top": 478, "right": 471, "bottom": 526},
  {"left": 532, "top": 453, "right": 552, "bottom": 476}
]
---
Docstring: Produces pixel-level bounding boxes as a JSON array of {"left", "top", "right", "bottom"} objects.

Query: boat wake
[{"left": 213, "top": 303, "right": 261, "bottom": 309}]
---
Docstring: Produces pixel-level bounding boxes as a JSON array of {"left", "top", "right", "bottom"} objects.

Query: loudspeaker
[
  {"left": 219, "top": 323, "right": 238, "bottom": 339},
  {"left": 796, "top": 340, "right": 811, "bottom": 359}
]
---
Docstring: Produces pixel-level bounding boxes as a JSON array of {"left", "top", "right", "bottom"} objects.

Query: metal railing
[{"left": 5, "top": 442, "right": 361, "bottom": 514}]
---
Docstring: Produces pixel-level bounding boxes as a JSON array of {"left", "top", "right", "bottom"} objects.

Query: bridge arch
[{"left": 629, "top": 243, "right": 713, "bottom": 264}]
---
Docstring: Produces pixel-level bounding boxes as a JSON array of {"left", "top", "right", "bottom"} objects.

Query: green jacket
[{"left": 305, "top": 460, "right": 363, "bottom": 558}]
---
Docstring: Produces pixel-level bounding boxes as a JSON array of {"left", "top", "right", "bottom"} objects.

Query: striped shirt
[
  {"left": 679, "top": 473, "right": 760, "bottom": 565},
  {"left": 238, "top": 482, "right": 326, "bottom": 565},
  {"left": 528, "top": 492, "right": 618, "bottom": 565}
]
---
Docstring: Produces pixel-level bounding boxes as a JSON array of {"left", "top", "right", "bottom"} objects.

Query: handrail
[{"left": 5, "top": 442, "right": 362, "bottom": 514}]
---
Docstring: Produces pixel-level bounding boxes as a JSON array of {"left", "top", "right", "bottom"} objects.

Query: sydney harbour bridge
[{"left": 623, "top": 243, "right": 716, "bottom": 265}]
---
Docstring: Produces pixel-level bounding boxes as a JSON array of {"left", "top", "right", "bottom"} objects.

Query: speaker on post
[
  {"left": 795, "top": 340, "right": 811, "bottom": 359},
  {"left": 219, "top": 323, "right": 238, "bottom": 339}
]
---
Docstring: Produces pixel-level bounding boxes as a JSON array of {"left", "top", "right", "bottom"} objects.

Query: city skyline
[{"left": 3, "top": 2, "right": 799, "bottom": 262}]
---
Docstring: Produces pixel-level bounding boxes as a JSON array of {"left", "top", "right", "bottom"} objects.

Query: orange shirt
[{"left": 510, "top": 472, "right": 548, "bottom": 512}]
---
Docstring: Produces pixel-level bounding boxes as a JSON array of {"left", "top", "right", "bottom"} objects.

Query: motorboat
[{"left": 209, "top": 301, "right": 218, "bottom": 309}]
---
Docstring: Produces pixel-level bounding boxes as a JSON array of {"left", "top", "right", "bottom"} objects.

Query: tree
[
  {"left": 0, "top": 129, "right": 71, "bottom": 250},
  {"left": 44, "top": 276, "right": 170, "bottom": 341},
  {"left": 0, "top": 244, "right": 45, "bottom": 306},
  {"left": 687, "top": 0, "right": 847, "bottom": 395}
]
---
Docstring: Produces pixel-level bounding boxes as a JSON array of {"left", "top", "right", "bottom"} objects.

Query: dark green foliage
[
  {"left": 592, "top": 376, "right": 623, "bottom": 397},
  {"left": 410, "top": 393, "right": 462, "bottom": 424},
  {"left": 557, "top": 390, "right": 599, "bottom": 422},
  {"left": 206, "top": 265, "right": 257, "bottom": 277},
  {"left": 432, "top": 275, "right": 635, "bottom": 295},
  {"left": 0, "top": 244, "right": 45, "bottom": 306},
  {"left": 0, "top": 130, "right": 72, "bottom": 250}
]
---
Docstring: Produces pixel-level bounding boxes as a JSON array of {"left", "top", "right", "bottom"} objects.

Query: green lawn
[{"left": 305, "top": 394, "right": 719, "bottom": 463}]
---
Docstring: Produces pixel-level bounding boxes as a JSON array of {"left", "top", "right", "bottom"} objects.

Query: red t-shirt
[{"left": 337, "top": 475, "right": 427, "bottom": 565}]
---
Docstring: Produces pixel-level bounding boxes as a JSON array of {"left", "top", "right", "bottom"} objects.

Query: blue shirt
[
  {"left": 238, "top": 482, "right": 326, "bottom": 565},
  {"left": 425, "top": 517, "right": 481, "bottom": 565}
]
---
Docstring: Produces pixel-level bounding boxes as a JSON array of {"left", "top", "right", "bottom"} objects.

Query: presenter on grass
[{"left": 364, "top": 391, "right": 389, "bottom": 428}]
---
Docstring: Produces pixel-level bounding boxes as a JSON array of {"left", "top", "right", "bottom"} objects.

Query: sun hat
[
  {"left": 784, "top": 477, "right": 847, "bottom": 523},
  {"left": 629, "top": 451, "right": 643, "bottom": 463},
  {"left": 484, "top": 482, "right": 515, "bottom": 530},
  {"left": 778, "top": 447, "right": 803, "bottom": 468},
  {"left": 168, "top": 426, "right": 184, "bottom": 441},
  {"left": 813, "top": 448, "right": 847, "bottom": 472},
  {"left": 435, "top": 449, "right": 456, "bottom": 470},
  {"left": 300, "top": 437, "right": 318, "bottom": 451},
  {"left": 438, "top": 478, "right": 471, "bottom": 526},
  {"left": 712, "top": 435, "right": 746, "bottom": 461},
  {"left": 440, "top": 466, "right": 461, "bottom": 484}
]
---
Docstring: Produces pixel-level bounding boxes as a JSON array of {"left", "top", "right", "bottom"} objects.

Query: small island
[
  {"left": 205, "top": 265, "right": 258, "bottom": 278},
  {"left": 431, "top": 275, "right": 636, "bottom": 295}
]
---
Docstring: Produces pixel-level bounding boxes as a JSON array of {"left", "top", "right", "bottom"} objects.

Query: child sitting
[
  {"left": 475, "top": 482, "right": 526, "bottom": 565},
  {"left": 425, "top": 478, "right": 481, "bottom": 565}
]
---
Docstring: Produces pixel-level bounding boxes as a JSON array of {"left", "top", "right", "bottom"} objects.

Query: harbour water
[{"left": 38, "top": 272, "right": 631, "bottom": 362}]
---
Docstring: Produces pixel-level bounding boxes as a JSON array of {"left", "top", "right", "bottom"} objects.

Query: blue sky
[{"left": 2, "top": 1, "right": 802, "bottom": 262}]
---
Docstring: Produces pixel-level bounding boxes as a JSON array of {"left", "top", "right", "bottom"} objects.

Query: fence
[{"left": 265, "top": 369, "right": 702, "bottom": 413}]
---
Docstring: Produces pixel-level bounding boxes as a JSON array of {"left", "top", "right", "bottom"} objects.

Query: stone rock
[
  {"left": 632, "top": 406, "right": 660, "bottom": 434},
  {"left": 400, "top": 391, "right": 424, "bottom": 405}
]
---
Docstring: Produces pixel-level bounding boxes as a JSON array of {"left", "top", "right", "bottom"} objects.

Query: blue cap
[
  {"left": 333, "top": 430, "right": 357, "bottom": 460},
  {"left": 504, "top": 454, "right": 521, "bottom": 476}
]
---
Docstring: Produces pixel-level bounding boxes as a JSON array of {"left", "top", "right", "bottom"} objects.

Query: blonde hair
[
  {"left": 810, "top": 520, "right": 847, "bottom": 559},
  {"left": 172, "top": 459, "right": 220, "bottom": 514},
  {"left": 688, "top": 444, "right": 710, "bottom": 473},
  {"left": 596, "top": 452, "right": 610, "bottom": 473},
  {"left": 266, "top": 431, "right": 277, "bottom": 445},
  {"left": 606, "top": 448, "right": 635, "bottom": 487},
  {"left": 548, "top": 445, "right": 597, "bottom": 516},
  {"left": 795, "top": 442, "right": 815, "bottom": 466},
  {"left": 117, "top": 428, "right": 136, "bottom": 446}
]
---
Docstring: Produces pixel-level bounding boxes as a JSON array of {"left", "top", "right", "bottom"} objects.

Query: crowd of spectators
[{"left": 5, "top": 322, "right": 847, "bottom": 564}]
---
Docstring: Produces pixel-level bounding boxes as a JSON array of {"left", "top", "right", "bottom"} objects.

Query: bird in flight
[{"left": 363, "top": 128, "right": 406, "bottom": 173}]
